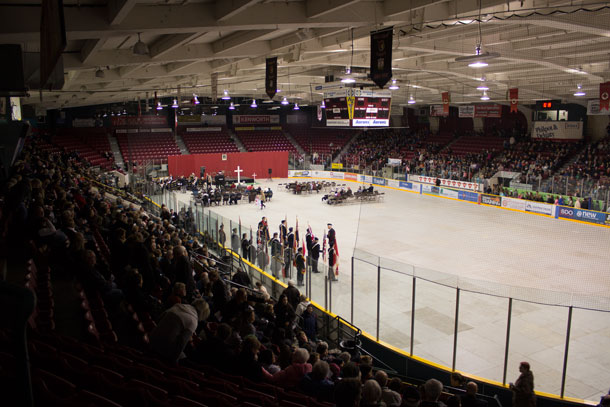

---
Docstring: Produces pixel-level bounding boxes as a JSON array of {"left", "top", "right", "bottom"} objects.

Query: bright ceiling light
[
  {"left": 193, "top": 94, "right": 200, "bottom": 105},
  {"left": 408, "top": 95, "right": 416, "bottom": 104},
  {"left": 281, "top": 97, "right": 289, "bottom": 105},
  {"left": 228, "top": 102, "right": 235, "bottom": 110},
  {"left": 156, "top": 101, "right": 163, "bottom": 110},
  {"left": 389, "top": 79, "right": 399, "bottom": 90},
  {"left": 341, "top": 66, "right": 355, "bottom": 83},
  {"left": 221, "top": 90, "right": 231, "bottom": 100},
  {"left": 573, "top": 84, "right": 586, "bottom": 97},
  {"left": 250, "top": 99, "right": 258, "bottom": 108},
  {"left": 321, "top": 100, "right": 326, "bottom": 109},
  {"left": 477, "top": 84, "right": 489, "bottom": 91},
  {"left": 293, "top": 103, "right": 299, "bottom": 110},
  {"left": 172, "top": 99, "right": 179, "bottom": 108},
  {"left": 480, "top": 91, "right": 490, "bottom": 101},
  {"left": 133, "top": 33, "right": 149, "bottom": 56},
  {"left": 469, "top": 60, "right": 488, "bottom": 68}
]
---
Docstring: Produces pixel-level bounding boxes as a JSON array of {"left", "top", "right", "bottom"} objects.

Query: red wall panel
[{"left": 168, "top": 151, "right": 289, "bottom": 179}]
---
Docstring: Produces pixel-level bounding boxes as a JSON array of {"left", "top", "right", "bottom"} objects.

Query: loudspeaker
[
  {"left": 268, "top": 168, "right": 272, "bottom": 175},
  {"left": 200, "top": 166, "right": 206, "bottom": 178}
]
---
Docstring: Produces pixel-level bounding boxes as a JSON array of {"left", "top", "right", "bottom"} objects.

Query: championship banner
[
  {"left": 266, "top": 57, "right": 277, "bottom": 100},
  {"left": 442, "top": 92, "right": 450, "bottom": 114},
  {"left": 370, "top": 27, "right": 393, "bottom": 89},
  {"left": 347, "top": 96, "right": 355, "bottom": 120},
  {"left": 600, "top": 82, "right": 610, "bottom": 111},
  {"left": 211, "top": 73, "right": 218, "bottom": 103},
  {"left": 509, "top": 88, "right": 518, "bottom": 113}
]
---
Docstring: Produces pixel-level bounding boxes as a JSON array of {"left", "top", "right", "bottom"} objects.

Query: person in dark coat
[
  {"left": 232, "top": 267, "right": 252, "bottom": 288},
  {"left": 295, "top": 247, "right": 306, "bottom": 287},
  {"left": 209, "top": 269, "right": 229, "bottom": 316},
  {"left": 510, "top": 362, "right": 536, "bottom": 407},
  {"left": 327, "top": 223, "right": 336, "bottom": 249},
  {"left": 282, "top": 281, "right": 301, "bottom": 310},
  {"left": 300, "top": 304, "right": 317, "bottom": 341},
  {"left": 274, "top": 294, "right": 296, "bottom": 330},
  {"left": 461, "top": 382, "right": 488, "bottom": 407},
  {"left": 173, "top": 245, "right": 197, "bottom": 302},
  {"left": 310, "top": 237, "right": 321, "bottom": 273},
  {"left": 241, "top": 233, "right": 250, "bottom": 261}
]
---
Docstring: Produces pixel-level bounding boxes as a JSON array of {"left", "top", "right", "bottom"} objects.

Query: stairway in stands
[
  {"left": 333, "top": 130, "right": 362, "bottom": 163},
  {"left": 175, "top": 133, "right": 190, "bottom": 155},
  {"left": 106, "top": 133, "right": 125, "bottom": 169},
  {"left": 283, "top": 130, "right": 306, "bottom": 156},
  {"left": 228, "top": 129, "right": 247, "bottom": 152}
]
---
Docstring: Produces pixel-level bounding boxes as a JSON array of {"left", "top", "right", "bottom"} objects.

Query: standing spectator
[
  {"left": 173, "top": 245, "right": 197, "bottom": 302},
  {"left": 510, "top": 362, "right": 536, "bottom": 407}
]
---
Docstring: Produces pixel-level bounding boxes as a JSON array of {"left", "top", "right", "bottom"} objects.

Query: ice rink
[{"left": 176, "top": 178, "right": 610, "bottom": 400}]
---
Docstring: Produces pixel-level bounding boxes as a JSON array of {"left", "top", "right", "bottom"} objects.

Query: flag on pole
[
  {"left": 294, "top": 218, "right": 299, "bottom": 253},
  {"left": 239, "top": 216, "right": 242, "bottom": 239},
  {"left": 334, "top": 240, "right": 340, "bottom": 277},
  {"left": 322, "top": 230, "right": 327, "bottom": 262}
]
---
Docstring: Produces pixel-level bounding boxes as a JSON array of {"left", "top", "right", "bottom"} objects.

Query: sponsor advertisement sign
[
  {"left": 387, "top": 158, "right": 402, "bottom": 166},
  {"left": 292, "top": 171, "right": 311, "bottom": 178},
  {"left": 185, "top": 127, "right": 221, "bottom": 132},
  {"left": 474, "top": 104, "right": 502, "bottom": 118},
  {"left": 412, "top": 175, "right": 480, "bottom": 191},
  {"left": 372, "top": 177, "right": 386, "bottom": 186},
  {"left": 111, "top": 115, "right": 168, "bottom": 127},
  {"left": 440, "top": 188, "right": 459, "bottom": 199},
  {"left": 557, "top": 207, "right": 608, "bottom": 224},
  {"left": 177, "top": 115, "right": 202, "bottom": 124},
  {"left": 73, "top": 118, "right": 96, "bottom": 127},
  {"left": 430, "top": 105, "right": 448, "bottom": 117},
  {"left": 501, "top": 197, "right": 526, "bottom": 211},
  {"left": 233, "top": 115, "right": 280, "bottom": 124},
  {"left": 387, "top": 179, "right": 399, "bottom": 188},
  {"left": 352, "top": 118, "right": 390, "bottom": 127},
  {"left": 329, "top": 172, "right": 344, "bottom": 179},
  {"left": 202, "top": 115, "right": 226, "bottom": 125},
  {"left": 399, "top": 181, "right": 412, "bottom": 189},
  {"left": 344, "top": 173, "right": 358, "bottom": 181},
  {"left": 326, "top": 119, "right": 350, "bottom": 126},
  {"left": 422, "top": 185, "right": 439, "bottom": 194},
  {"left": 458, "top": 191, "right": 479, "bottom": 202},
  {"left": 532, "top": 121, "right": 583, "bottom": 140},
  {"left": 481, "top": 194, "right": 501, "bottom": 206},
  {"left": 587, "top": 99, "right": 610, "bottom": 116},
  {"left": 331, "top": 163, "right": 344, "bottom": 169},
  {"left": 363, "top": 175, "right": 373, "bottom": 184},
  {"left": 524, "top": 201, "right": 553, "bottom": 216},
  {"left": 458, "top": 105, "right": 474, "bottom": 118}
]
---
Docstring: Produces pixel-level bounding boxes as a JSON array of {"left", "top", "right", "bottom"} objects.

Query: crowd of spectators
[{"left": 3, "top": 137, "right": 504, "bottom": 407}]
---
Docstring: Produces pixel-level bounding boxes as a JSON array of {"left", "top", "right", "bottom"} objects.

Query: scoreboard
[{"left": 324, "top": 89, "right": 391, "bottom": 127}]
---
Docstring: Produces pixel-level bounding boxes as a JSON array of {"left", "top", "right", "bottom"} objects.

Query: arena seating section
[
  {"left": 116, "top": 131, "right": 181, "bottom": 164},
  {"left": 52, "top": 128, "right": 114, "bottom": 169},
  {"left": 180, "top": 128, "right": 239, "bottom": 154},
  {"left": 287, "top": 126, "right": 355, "bottom": 156},
  {"left": 235, "top": 129, "right": 297, "bottom": 153}
]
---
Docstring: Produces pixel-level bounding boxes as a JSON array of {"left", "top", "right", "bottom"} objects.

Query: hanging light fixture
[
  {"left": 122, "top": 108, "right": 127, "bottom": 115},
  {"left": 250, "top": 99, "right": 257, "bottom": 108},
  {"left": 321, "top": 100, "right": 326, "bottom": 109},
  {"left": 573, "top": 84, "right": 586, "bottom": 97},
  {"left": 281, "top": 97, "right": 289, "bottom": 105},
  {"left": 95, "top": 67, "right": 105, "bottom": 78},
  {"left": 455, "top": 13, "right": 499, "bottom": 68},
  {"left": 480, "top": 91, "right": 490, "bottom": 101},
  {"left": 156, "top": 101, "right": 163, "bottom": 110},
  {"left": 172, "top": 99, "right": 179, "bottom": 108},
  {"left": 103, "top": 112, "right": 108, "bottom": 117},
  {"left": 293, "top": 102, "right": 300, "bottom": 110},
  {"left": 133, "top": 33, "right": 150, "bottom": 56},
  {"left": 477, "top": 76, "right": 489, "bottom": 90},
  {"left": 193, "top": 94, "right": 200, "bottom": 105},
  {"left": 467, "top": 46, "right": 489, "bottom": 68},
  {"left": 389, "top": 79, "right": 399, "bottom": 90},
  {"left": 222, "top": 90, "right": 231, "bottom": 100},
  {"left": 228, "top": 102, "right": 235, "bottom": 110},
  {"left": 408, "top": 95, "right": 416, "bottom": 104}
]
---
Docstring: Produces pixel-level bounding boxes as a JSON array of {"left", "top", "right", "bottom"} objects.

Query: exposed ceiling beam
[
  {"left": 149, "top": 33, "right": 203, "bottom": 58},
  {"left": 212, "top": 30, "right": 275, "bottom": 54},
  {"left": 108, "top": 0, "right": 137, "bottom": 26},
  {"left": 215, "top": 0, "right": 262, "bottom": 21},
  {"left": 80, "top": 38, "right": 107, "bottom": 64},
  {"left": 306, "top": 0, "right": 362, "bottom": 18}
]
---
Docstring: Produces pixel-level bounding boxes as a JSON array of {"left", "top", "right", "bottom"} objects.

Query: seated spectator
[
  {"left": 361, "top": 379, "right": 385, "bottom": 407},
  {"left": 271, "top": 347, "right": 312, "bottom": 388},
  {"left": 260, "top": 348, "right": 281, "bottom": 374},
  {"left": 300, "top": 360, "right": 335, "bottom": 402},
  {"left": 402, "top": 385, "right": 422, "bottom": 407},
  {"left": 335, "top": 377, "right": 362, "bottom": 407},
  {"left": 422, "top": 378, "right": 446, "bottom": 407},
  {"left": 237, "top": 335, "right": 273, "bottom": 382},
  {"left": 461, "top": 381, "right": 487, "bottom": 407},
  {"left": 149, "top": 298, "right": 210, "bottom": 363},
  {"left": 375, "top": 370, "right": 402, "bottom": 407}
]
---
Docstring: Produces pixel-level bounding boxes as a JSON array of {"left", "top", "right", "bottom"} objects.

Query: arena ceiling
[{"left": 2, "top": 0, "right": 610, "bottom": 111}]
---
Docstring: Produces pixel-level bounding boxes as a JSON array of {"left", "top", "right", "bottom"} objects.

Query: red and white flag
[
  {"left": 509, "top": 88, "right": 518, "bottom": 113},
  {"left": 442, "top": 91, "right": 450, "bottom": 115},
  {"left": 600, "top": 82, "right": 610, "bottom": 111}
]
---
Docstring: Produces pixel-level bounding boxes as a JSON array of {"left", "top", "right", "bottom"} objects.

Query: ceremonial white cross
[
  {"left": 234, "top": 165, "right": 243, "bottom": 183},
  {"left": 252, "top": 173, "right": 257, "bottom": 181}
]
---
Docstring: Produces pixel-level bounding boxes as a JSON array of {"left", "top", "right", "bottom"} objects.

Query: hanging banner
[
  {"left": 587, "top": 100, "right": 610, "bottom": 116},
  {"left": 265, "top": 57, "right": 277, "bottom": 100},
  {"left": 458, "top": 105, "right": 474, "bottom": 118},
  {"left": 347, "top": 96, "right": 355, "bottom": 120},
  {"left": 317, "top": 104, "right": 323, "bottom": 121},
  {"left": 211, "top": 72, "right": 218, "bottom": 103},
  {"left": 442, "top": 92, "right": 450, "bottom": 115},
  {"left": 233, "top": 115, "right": 279, "bottom": 124},
  {"left": 600, "top": 82, "right": 610, "bottom": 112},
  {"left": 509, "top": 88, "right": 518, "bottom": 113},
  {"left": 370, "top": 27, "right": 393, "bottom": 89},
  {"left": 532, "top": 121, "right": 583, "bottom": 140},
  {"left": 430, "top": 105, "right": 447, "bottom": 117}
]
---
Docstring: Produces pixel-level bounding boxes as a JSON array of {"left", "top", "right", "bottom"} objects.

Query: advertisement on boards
[
  {"left": 422, "top": 185, "right": 439, "bottom": 194},
  {"left": 481, "top": 194, "right": 501, "bottom": 206},
  {"left": 458, "top": 191, "right": 479, "bottom": 202},
  {"left": 501, "top": 197, "right": 526, "bottom": 211},
  {"left": 524, "top": 201, "right": 553, "bottom": 216},
  {"left": 439, "top": 188, "right": 459, "bottom": 199},
  {"left": 344, "top": 173, "right": 358, "bottom": 181},
  {"left": 387, "top": 179, "right": 399, "bottom": 188},
  {"left": 329, "top": 172, "right": 345, "bottom": 180},
  {"left": 372, "top": 177, "right": 386, "bottom": 186},
  {"left": 557, "top": 207, "right": 608, "bottom": 225},
  {"left": 292, "top": 171, "right": 311, "bottom": 178}
]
